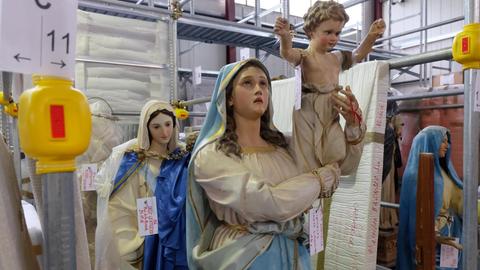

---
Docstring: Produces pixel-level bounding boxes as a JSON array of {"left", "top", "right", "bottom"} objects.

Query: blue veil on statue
[{"left": 396, "top": 125, "right": 463, "bottom": 270}]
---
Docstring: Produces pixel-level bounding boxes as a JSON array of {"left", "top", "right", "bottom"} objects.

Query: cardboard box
[
  {"left": 432, "top": 72, "right": 463, "bottom": 87},
  {"left": 377, "top": 229, "right": 398, "bottom": 265}
]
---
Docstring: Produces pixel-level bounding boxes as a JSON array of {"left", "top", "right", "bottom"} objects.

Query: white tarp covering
[{"left": 75, "top": 11, "right": 171, "bottom": 112}]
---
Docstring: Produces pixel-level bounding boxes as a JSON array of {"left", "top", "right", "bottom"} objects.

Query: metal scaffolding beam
[
  {"left": 178, "top": 96, "right": 211, "bottom": 107},
  {"left": 398, "top": 103, "right": 463, "bottom": 112},
  {"left": 78, "top": 0, "right": 402, "bottom": 60},
  {"left": 388, "top": 88, "right": 464, "bottom": 101},
  {"left": 76, "top": 57, "right": 168, "bottom": 69},
  {"left": 168, "top": 0, "right": 179, "bottom": 102},
  {"left": 462, "top": 1, "right": 480, "bottom": 268},
  {"left": 79, "top": 0, "right": 167, "bottom": 21},
  {"left": 178, "top": 67, "right": 219, "bottom": 78},
  {"left": 388, "top": 48, "right": 452, "bottom": 69},
  {"left": 237, "top": 4, "right": 280, "bottom": 24}
]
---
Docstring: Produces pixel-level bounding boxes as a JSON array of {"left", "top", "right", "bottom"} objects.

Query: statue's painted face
[
  {"left": 148, "top": 112, "right": 174, "bottom": 146},
  {"left": 439, "top": 135, "right": 449, "bottom": 158},
  {"left": 229, "top": 66, "right": 269, "bottom": 120}
]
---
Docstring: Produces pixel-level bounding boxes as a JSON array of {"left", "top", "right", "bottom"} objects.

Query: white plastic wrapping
[{"left": 75, "top": 10, "right": 171, "bottom": 112}]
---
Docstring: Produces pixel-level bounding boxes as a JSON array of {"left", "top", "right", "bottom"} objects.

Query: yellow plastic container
[
  {"left": 452, "top": 23, "right": 480, "bottom": 70},
  {"left": 0, "top": 92, "right": 18, "bottom": 117},
  {"left": 175, "top": 107, "right": 189, "bottom": 120},
  {"left": 18, "top": 76, "right": 91, "bottom": 174},
  {"left": 4, "top": 102, "right": 18, "bottom": 117},
  {"left": 0, "top": 92, "right": 7, "bottom": 105}
]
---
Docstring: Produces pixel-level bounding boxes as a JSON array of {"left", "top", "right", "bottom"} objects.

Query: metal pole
[
  {"left": 462, "top": 69, "right": 479, "bottom": 270},
  {"left": 178, "top": 68, "right": 219, "bottom": 77},
  {"left": 254, "top": 0, "right": 260, "bottom": 27},
  {"left": 280, "top": 0, "right": 289, "bottom": 77},
  {"left": 254, "top": 0, "right": 261, "bottom": 58},
  {"left": 81, "top": 0, "right": 164, "bottom": 21},
  {"left": 280, "top": 0, "right": 289, "bottom": 20},
  {"left": 387, "top": 88, "right": 464, "bottom": 101},
  {"left": 237, "top": 4, "right": 280, "bottom": 24},
  {"left": 42, "top": 173, "right": 76, "bottom": 270},
  {"left": 362, "top": 0, "right": 374, "bottom": 39},
  {"left": 188, "top": 0, "right": 196, "bottom": 130},
  {"left": 380, "top": 202, "right": 400, "bottom": 209},
  {"left": 187, "top": 112, "right": 207, "bottom": 117},
  {"left": 179, "top": 0, "right": 192, "bottom": 8},
  {"left": 419, "top": 3, "right": 424, "bottom": 86},
  {"left": 388, "top": 48, "right": 452, "bottom": 69},
  {"left": 2, "top": 73, "right": 11, "bottom": 147},
  {"left": 0, "top": 72, "right": 22, "bottom": 190},
  {"left": 462, "top": 1, "right": 480, "bottom": 268},
  {"left": 0, "top": 108, "right": 7, "bottom": 146},
  {"left": 343, "top": 0, "right": 368, "bottom": 8},
  {"left": 392, "top": 66, "right": 420, "bottom": 80},
  {"left": 113, "top": 110, "right": 207, "bottom": 118},
  {"left": 423, "top": 0, "right": 429, "bottom": 87},
  {"left": 398, "top": 104, "right": 463, "bottom": 112},
  {"left": 76, "top": 57, "right": 168, "bottom": 70},
  {"left": 0, "top": 72, "right": 5, "bottom": 143},
  {"left": 179, "top": 96, "right": 211, "bottom": 107},
  {"left": 11, "top": 74, "right": 22, "bottom": 189},
  {"left": 169, "top": 0, "right": 179, "bottom": 102}
]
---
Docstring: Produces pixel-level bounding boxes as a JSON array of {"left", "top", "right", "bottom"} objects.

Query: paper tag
[
  {"left": 440, "top": 73, "right": 455, "bottom": 85},
  {"left": 193, "top": 65, "right": 202, "bottom": 85},
  {"left": 474, "top": 72, "right": 480, "bottom": 112},
  {"left": 294, "top": 65, "right": 302, "bottom": 110},
  {"left": 239, "top": 47, "right": 250, "bottom": 61},
  {"left": 136, "top": 197, "right": 158, "bottom": 236},
  {"left": 80, "top": 163, "right": 97, "bottom": 191},
  {"left": 439, "top": 238, "right": 459, "bottom": 268},
  {"left": 309, "top": 207, "right": 324, "bottom": 255}
]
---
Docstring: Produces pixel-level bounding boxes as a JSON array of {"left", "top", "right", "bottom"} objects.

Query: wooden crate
[{"left": 377, "top": 229, "right": 398, "bottom": 265}]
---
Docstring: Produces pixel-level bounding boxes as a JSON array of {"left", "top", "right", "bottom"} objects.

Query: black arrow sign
[
  {"left": 51, "top": 60, "right": 66, "bottom": 68},
  {"left": 35, "top": 0, "right": 51, "bottom": 9},
  {"left": 14, "top": 53, "right": 31, "bottom": 62}
]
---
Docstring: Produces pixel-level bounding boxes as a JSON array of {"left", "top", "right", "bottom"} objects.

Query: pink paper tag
[
  {"left": 136, "top": 197, "right": 158, "bottom": 236},
  {"left": 309, "top": 207, "right": 324, "bottom": 255},
  {"left": 439, "top": 238, "right": 459, "bottom": 268},
  {"left": 80, "top": 164, "right": 97, "bottom": 191}
]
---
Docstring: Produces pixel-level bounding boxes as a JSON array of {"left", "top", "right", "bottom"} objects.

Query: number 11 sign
[{"left": 0, "top": 0, "right": 77, "bottom": 78}]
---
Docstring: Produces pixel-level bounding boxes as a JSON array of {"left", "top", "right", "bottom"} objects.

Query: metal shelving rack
[
  {"left": 77, "top": 0, "right": 465, "bottom": 90},
  {"left": 79, "top": 0, "right": 403, "bottom": 60}
]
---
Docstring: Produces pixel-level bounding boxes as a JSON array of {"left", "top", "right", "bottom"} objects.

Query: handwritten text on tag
[
  {"left": 81, "top": 163, "right": 97, "bottom": 191},
  {"left": 439, "top": 238, "right": 459, "bottom": 268},
  {"left": 136, "top": 197, "right": 158, "bottom": 236},
  {"left": 309, "top": 207, "right": 324, "bottom": 255}
]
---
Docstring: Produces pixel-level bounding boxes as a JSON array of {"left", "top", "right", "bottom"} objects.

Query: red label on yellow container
[
  {"left": 50, "top": 105, "right": 65, "bottom": 138},
  {"left": 462, "top": 36, "right": 470, "bottom": 54}
]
